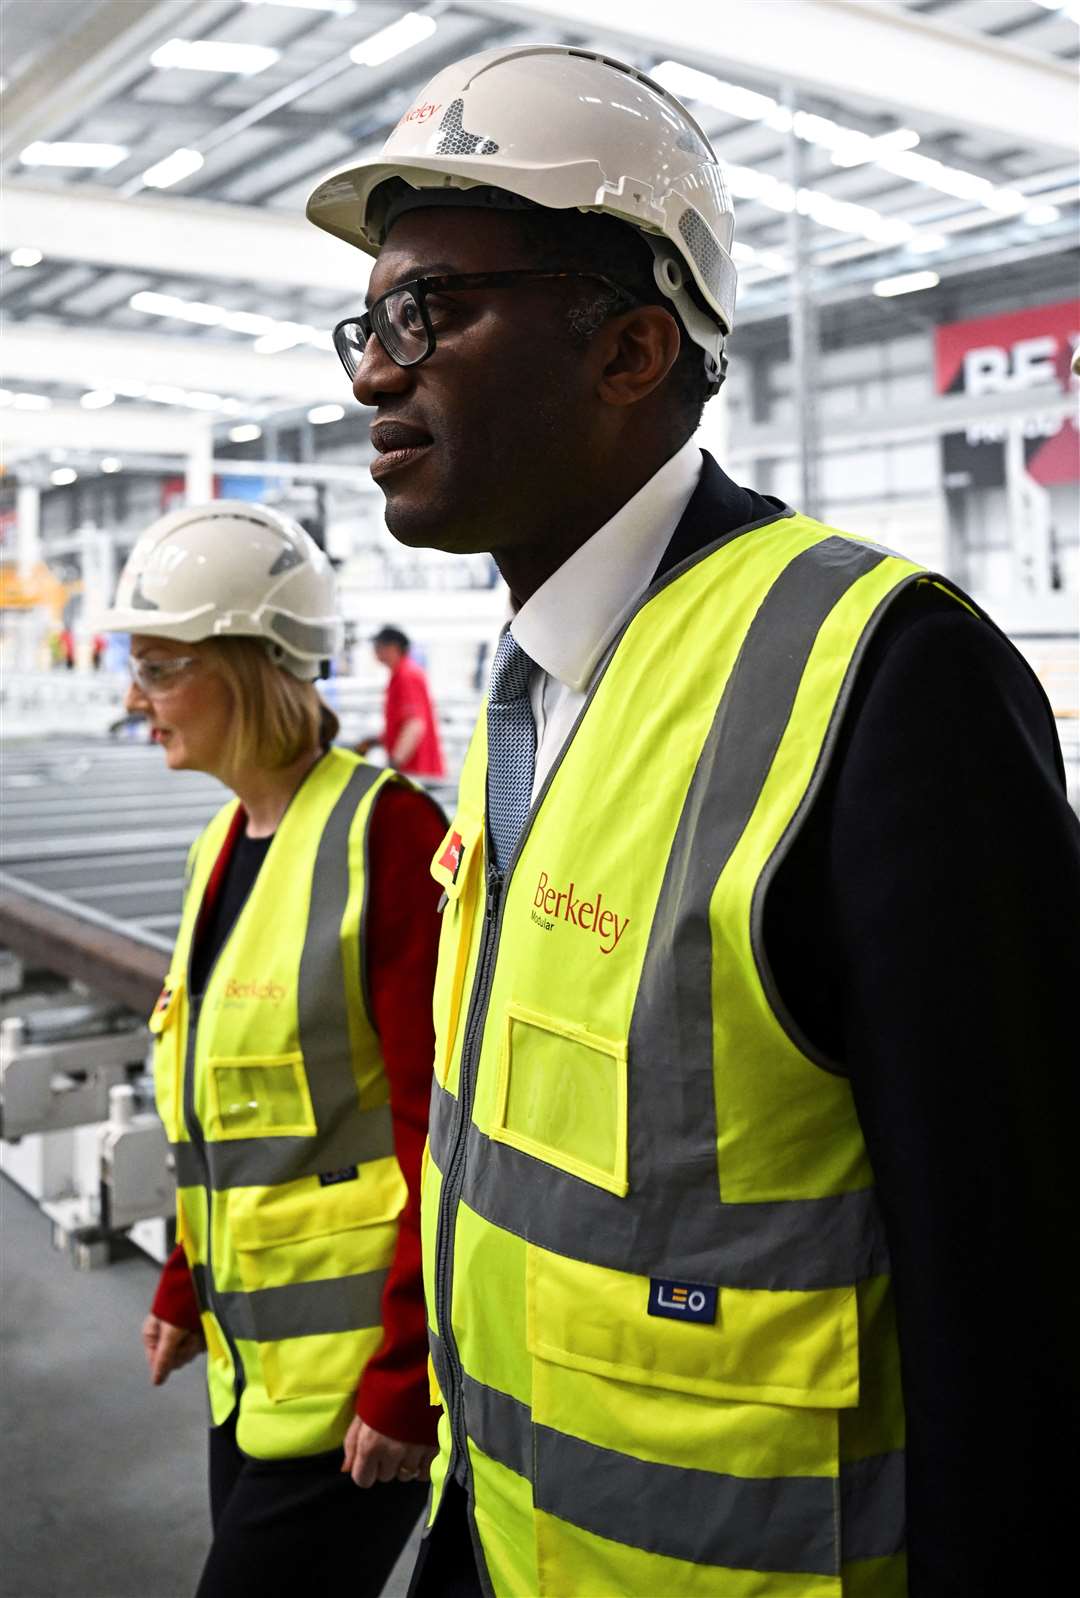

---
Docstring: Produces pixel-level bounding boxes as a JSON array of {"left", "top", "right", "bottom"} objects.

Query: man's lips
[
  {"left": 370, "top": 420, "right": 433, "bottom": 454},
  {"left": 369, "top": 420, "right": 433, "bottom": 481}
]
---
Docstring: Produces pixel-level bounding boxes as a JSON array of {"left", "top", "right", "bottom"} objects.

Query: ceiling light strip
[{"left": 651, "top": 60, "right": 1046, "bottom": 232}]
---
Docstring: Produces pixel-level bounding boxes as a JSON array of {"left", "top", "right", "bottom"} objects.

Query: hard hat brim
[{"left": 306, "top": 156, "right": 616, "bottom": 255}]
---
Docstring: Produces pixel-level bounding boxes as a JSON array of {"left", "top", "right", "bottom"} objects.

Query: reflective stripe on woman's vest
[
  {"left": 420, "top": 512, "right": 961, "bottom": 1597},
  {"left": 150, "top": 747, "right": 407, "bottom": 1460}
]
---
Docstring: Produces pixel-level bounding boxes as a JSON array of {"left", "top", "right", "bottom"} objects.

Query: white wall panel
[
  {"left": 820, "top": 447, "right": 888, "bottom": 500},
  {"left": 885, "top": 440, "right": 942, "bottom": 494}
]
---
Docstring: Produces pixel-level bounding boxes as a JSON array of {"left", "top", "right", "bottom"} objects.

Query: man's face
[{"left": 352, "top": 208, "right": 600, "bottom": 557}]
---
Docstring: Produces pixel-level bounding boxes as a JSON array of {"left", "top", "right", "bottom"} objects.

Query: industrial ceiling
[{"left": 1, "top": 0, "right": 1077, "bottom": 470}]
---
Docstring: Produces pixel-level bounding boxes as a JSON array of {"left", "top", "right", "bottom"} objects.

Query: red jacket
[{"left": 152, "top": 779, "right": 444, "bottom": 1445}]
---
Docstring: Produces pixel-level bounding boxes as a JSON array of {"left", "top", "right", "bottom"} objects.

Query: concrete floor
[{"left": 0, "top": 1176, "right": 423, "bottom": 1598}]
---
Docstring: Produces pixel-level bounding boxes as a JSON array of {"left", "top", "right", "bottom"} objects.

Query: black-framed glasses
[{"left": 332, "top": 269, "right": 640, "bottom": 380}]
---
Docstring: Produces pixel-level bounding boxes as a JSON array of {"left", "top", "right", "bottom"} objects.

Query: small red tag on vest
[{"left": 438, "top": 831, "right": 465, "bottom": 883}]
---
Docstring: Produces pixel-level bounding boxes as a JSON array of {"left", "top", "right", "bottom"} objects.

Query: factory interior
[{"left": 1, "top": 1, "right": 1077, "bottom": 1595}]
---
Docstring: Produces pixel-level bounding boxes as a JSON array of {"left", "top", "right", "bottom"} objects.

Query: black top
[
  {"left": 189, "top": 832, "right": 272, "bottom": 997},
  {"left": 659, "top": 456, "right": 1080, "bottom": 1593}
]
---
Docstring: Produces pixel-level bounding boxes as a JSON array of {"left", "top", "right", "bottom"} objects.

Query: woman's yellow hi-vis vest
[
  {"left": 150, "top": 748, "right": 408, "bottom": 1459},
  {"left": 422, "top": 513, "right": 962, "bottom": 1597}
]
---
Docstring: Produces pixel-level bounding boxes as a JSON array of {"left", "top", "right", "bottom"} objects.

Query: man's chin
[{"left": 383, "top": 498, "right": 492, "bottom": 557}]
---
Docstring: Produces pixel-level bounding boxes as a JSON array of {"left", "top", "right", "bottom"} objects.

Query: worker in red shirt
[{"left": 358, "top": 626, "right": 446, "bottom": 778}]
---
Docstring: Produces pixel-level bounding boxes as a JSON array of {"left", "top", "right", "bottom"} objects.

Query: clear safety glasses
[
  {"left": 127, "top": 655, "right": 200, "bottom": 695},
  {"left": 331, "top": 269, "right": 639, "bottom": 380}
]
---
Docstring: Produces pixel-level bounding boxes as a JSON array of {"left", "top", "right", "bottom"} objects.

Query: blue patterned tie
[{"left": 486, "top": 628, "right": 537, "bottom": 873}]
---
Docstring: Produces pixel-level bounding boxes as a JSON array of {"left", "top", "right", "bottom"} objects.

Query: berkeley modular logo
[{"left": 530, "top": 871, "right": 629, "bottom": 955}]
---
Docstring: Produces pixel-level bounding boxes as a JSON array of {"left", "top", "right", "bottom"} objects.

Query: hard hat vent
[
  {"left": 678, "top": 209, "right": 737, "bottom": 321},
  {"left": 269, "top": 543, "right": 304, "bottom": 577},
  {"left": 676, "top": 125, "right": 712, "bottom": 161},
  {"left": 129, "top": 577, "right": 161, "bottom": 610},
  {"left": 436, "top": 100, "right": 500, "bottom": 157},
  {"left": 268, "top": 612, "right": 333, "bottom": 655}
]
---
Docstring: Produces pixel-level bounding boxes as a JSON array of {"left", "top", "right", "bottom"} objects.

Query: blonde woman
[{"left": 100, "top": 503, "right": 444, "bottom": 1598}]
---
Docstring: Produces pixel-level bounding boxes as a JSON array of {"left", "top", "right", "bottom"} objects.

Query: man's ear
[{"left": 594, "top": 305, "right": 681, "bottom": 409}]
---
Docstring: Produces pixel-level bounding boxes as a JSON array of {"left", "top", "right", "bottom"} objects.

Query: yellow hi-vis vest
[
  {"left": 150, "top": 748, "right": 409, "bottom": 1459},
  {"left": 422, "top": 512, "right": 965, "bottom": 1597}
]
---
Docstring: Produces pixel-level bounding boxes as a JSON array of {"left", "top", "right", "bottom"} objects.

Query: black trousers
[
  {"left": 407, "top": 1480, "right": 484, "bottom": 1598},
  {"left": 194, "top": 1412, "right": 429, "bottom": 1598}
]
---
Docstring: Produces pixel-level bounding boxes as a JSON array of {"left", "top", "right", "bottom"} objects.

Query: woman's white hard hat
[
  {"left": 100, "top": 501, "right": 343, "bottom": 681},
  {"left": 305, "top": 44, "right": 736, "bottom": 374}
]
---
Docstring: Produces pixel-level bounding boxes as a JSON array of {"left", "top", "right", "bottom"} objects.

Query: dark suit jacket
[{"left": 657, "top": 452, "right": 1079, "bottom": 1595}]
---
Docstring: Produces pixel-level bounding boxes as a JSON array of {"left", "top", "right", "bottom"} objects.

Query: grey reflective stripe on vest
[
  {"left": 170, "top": 1102, "right": 394, "bottom": 1190},
  {"left": 436, "top": 1109, "right": 883, "bottom": 1291},
  {"left": 297, "top": 761, "right": 384, "bottom": 1141},
  {"left": 462, "top": 1372, "right": 534, "bottom": 1482},
  {"left": 433, "top": 538, "right": 893, "bottom": 1292},
  {"left": 535, "top": 1426, "right": 838, "bottom": 1576},
  {"left": 454, "top": 1365, "right": 904, "bottom": 1574},
  {"left": 192, "top": 1263, "right": 388, "bottom": 1342}
]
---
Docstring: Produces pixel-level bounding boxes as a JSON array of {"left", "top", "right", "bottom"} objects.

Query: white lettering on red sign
[{"left": 963, "top": 335, "right": 1061, "bottom": 397}]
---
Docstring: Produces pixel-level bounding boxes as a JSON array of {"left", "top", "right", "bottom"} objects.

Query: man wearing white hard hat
[
  {"left": 307, "top": 47, "right": 1078, "bottom": 1598},
  {"left": 100, "top": 503, "right": 445, "bottom": 1597}
]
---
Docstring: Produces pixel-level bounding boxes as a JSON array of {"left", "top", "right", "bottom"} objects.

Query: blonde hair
[{"left": 201, "top": 638, "right": 340, "bottom": 771}]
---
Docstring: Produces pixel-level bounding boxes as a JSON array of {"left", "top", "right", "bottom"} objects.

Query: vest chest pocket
[
  {"left": 205, "top": 1052, "right": 316, "bottom": 1141},
  {"left": 490, "top": 1003, "right": 628, "bottom": 1197}
]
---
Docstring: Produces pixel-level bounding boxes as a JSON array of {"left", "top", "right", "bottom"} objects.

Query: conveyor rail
[
  {"left": 0, "top": 873, "right": 168, "bottom": 1013},
  {"left": 1, "top": 739, "right": 458, "bottom": 1008}
]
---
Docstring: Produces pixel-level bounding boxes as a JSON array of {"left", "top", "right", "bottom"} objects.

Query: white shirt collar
[{"left": 510, "top": 438, "right": 703, "bottom": 693}]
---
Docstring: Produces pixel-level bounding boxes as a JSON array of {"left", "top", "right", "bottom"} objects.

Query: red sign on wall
[{"left": 935, "top": 299, "right": 1080, "bottom": 488}]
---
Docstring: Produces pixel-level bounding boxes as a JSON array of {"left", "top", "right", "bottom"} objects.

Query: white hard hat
[
  {"left": 306, "top": 44, "right": 736, "bottom": 376},
  {"left": 100, "top": 501, "right": 343, "bottom": 681}
]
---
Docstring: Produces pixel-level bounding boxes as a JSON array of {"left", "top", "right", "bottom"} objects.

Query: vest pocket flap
[
  {"left": 229, "top": 1156, "right": 408, "bottom": 1253},
  {"left": 526, "top": 1245, "right": 860, "bottom": 1410},
  {"left": 430, "top": 812, "right": 482, "bottom": 901}
]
